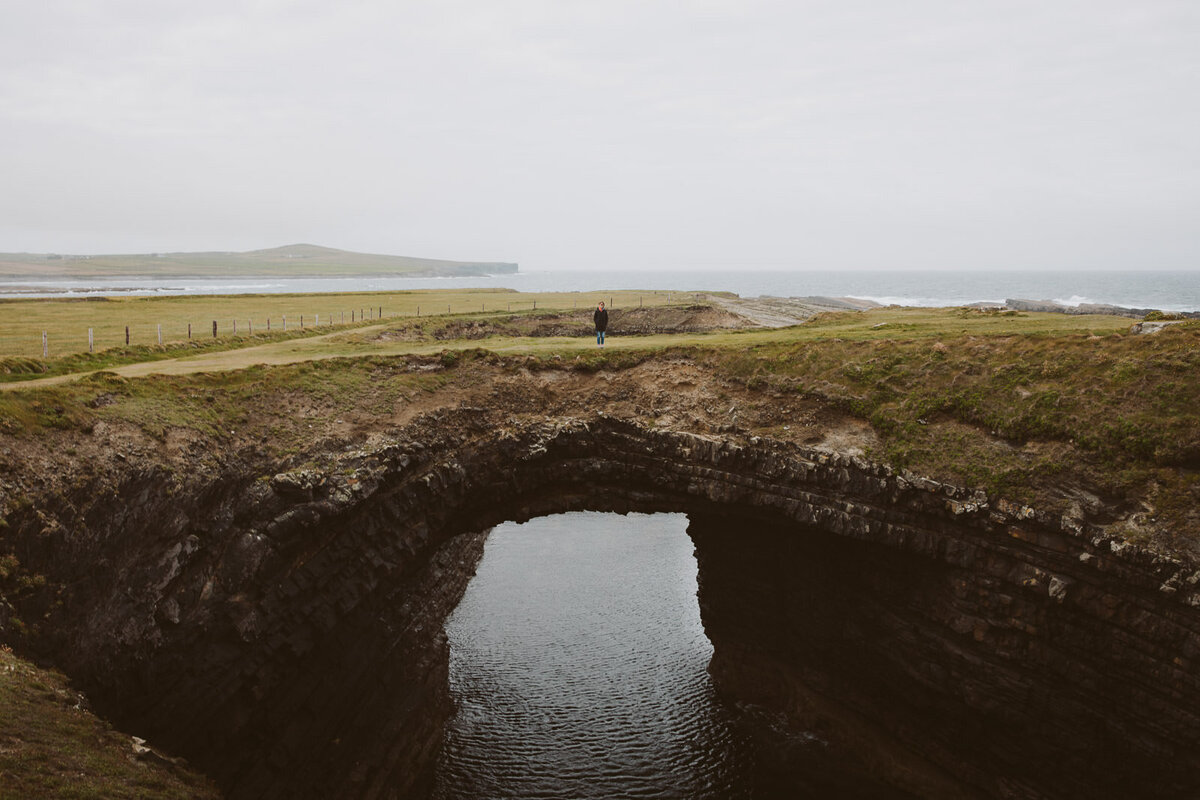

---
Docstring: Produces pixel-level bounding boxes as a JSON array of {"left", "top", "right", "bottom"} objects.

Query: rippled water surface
[{"left": 431, "top": 512, "right": 756, "bottom": 799}]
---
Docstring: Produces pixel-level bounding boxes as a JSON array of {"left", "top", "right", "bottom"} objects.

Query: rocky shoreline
[{"left": 1003, "top": 297, "right": 1200, "bottom": 319}]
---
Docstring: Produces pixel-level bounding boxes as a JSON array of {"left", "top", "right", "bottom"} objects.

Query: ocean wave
[
  {"left": 1051, "top": 295, "right": 1094, "bottom": 307},
  {"left": 845, "top": 295, "right": 1008, "bottom": 308},
  {"left": 846, "top": 293, "right": 1198, "bottom": 313},
  {"left": 176, "top": 283, "right": 285, "bottom": 291},
  {"left": 1, "top": 270, "right": 1195, "bottom": 310},
  {"left": 1051, "top": 295, "right": 1200, "bottom": 312}
]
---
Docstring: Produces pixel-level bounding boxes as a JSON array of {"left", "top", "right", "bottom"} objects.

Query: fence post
[
  {"left": 301, "top": 315, "right": 304, "bottom": 328},
  {"left": 188, "top": 323, "right": 192, "bottom": 339},
  {"left": 42, "top": 331, "right": 47, "bottom": 358},
  {"left": 379, "top": 306, "right": 382, "bottom": 318},
  {"left": 283, "top": 314, "right": 286, "bottom": 331},
  {"left": 233, "top": 320, "right": 237, "bottom": 336},
  {"left": 212, "top": 320, "right": 217, "bottom": 338},
  {"left": 352, "top": 310, "right": 355, "bottom": 322},
  {"left": 158, "top": 323, "right": 162, "bottom": 344},
  {"left": 126, "top": 326, "right": 129, "bottom": 345},
  {"left": 249, "top": 321, "right": 252, "bottom": 335},
  {"left": 88, "top": 328, "right": 94, "bottom": 353},
  {"left": 267, "top": 318, "right": 271, "bottom": 331},
  {"left": 316, "top": 314, "right": 319, "bottom": 326}
]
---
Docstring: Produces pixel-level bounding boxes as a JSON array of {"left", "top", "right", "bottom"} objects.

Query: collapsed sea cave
[{"left": 5, "top": 410, "right": 1200, "bottom": 799}]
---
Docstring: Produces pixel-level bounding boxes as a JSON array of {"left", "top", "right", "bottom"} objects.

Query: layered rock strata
[
  {"left": 5, "top": 412, "right": 1200, "bottom": 798},
  {"left": 1005, "top": 298, "right": 1200, "bottom": 319}
]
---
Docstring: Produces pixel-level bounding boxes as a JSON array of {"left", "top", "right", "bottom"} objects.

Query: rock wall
[
  {"left": 10, "top": 450, "right": 489, "bottom": 799},
  {"left": 5, "top": 411, "right": 1200, "bottom": 798},
  {"left": 690, "top": 511, "right": 1200, "bottom": 798}
]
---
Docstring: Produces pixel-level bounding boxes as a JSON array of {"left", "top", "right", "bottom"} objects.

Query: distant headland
[{"left": 0, "top": 243, "right": 518, "bottom": 280}]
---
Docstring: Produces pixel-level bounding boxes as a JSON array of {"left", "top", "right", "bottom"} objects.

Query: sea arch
[{"left": 20, "top": 411, "right": 1200, "bottom": 799}]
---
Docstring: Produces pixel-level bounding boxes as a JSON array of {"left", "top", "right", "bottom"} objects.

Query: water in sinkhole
[{"left": 428, "top": 511, "right": 912, "bottom": 799}]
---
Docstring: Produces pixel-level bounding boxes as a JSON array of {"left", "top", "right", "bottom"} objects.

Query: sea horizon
[{"left": 1, "top": 268, "right": 1197, "bottom": 312}]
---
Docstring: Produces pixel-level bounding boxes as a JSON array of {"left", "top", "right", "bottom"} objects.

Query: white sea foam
[
  {"left": 0, "top": 270, "right": 1196, "bottom": 310},
  {"left": 846, "top": 295, "right": 1008, "bottom": 308},
  {"left": 176, "top": 283, "right": 284, "bottom": 291},
  {"left": 1051, "top": 295, "right": 1095, "bottom": 307}
]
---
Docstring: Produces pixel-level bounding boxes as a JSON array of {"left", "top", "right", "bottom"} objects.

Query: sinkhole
[{"left": 428, "top": 511, "right": 913, "bottom": 800}]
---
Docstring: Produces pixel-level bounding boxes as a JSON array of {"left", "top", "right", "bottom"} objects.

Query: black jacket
[{"left": 593, "top": 308, "right": 609, "bottom": 332}]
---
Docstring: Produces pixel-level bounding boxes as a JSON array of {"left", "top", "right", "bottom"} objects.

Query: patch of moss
[{"left": 0, "top": 646, "right": 221, "bottom": 799}]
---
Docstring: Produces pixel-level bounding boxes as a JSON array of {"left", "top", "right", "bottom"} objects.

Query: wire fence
[
  {"left": 0, "top": 291, "right": 702, "bottom": 360},
  {"left": 11, "top": 305, "right": 391, "bottom": 360}
]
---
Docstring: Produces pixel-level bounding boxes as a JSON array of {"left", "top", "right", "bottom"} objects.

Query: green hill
[{"left": 0, "top": 243, "right": 518, "bottom": 279}]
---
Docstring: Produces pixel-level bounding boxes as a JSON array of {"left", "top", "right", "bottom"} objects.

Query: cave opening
[
  {"left": 430, "top": 511, "right": 750, "bottom": 800},
  {"left": 427, "top": 510, "right": 921, "bottom": 800}
]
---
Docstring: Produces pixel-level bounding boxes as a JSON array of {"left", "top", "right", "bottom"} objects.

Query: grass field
[
  {"left": 0, "top": 304, "right": 1131, "bottom": 389},
  {"left": 0, "top": 288, "right": 696, "bottom": 360}
]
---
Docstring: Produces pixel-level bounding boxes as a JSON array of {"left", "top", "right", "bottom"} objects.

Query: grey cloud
[{"left": 1, "top": 0, "right": 1197, "bottom": 269}]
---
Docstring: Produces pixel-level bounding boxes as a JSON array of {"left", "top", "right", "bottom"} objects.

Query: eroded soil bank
[{"left": 1, "top": 349, "right": 1198, "bottom": 798}]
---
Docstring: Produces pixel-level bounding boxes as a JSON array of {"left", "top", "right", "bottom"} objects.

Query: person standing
[{"left": 593, "top": 301, "right": 609, "bottom": 346}]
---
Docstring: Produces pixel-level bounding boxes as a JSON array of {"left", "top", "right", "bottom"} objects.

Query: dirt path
[
  {"left": 0, "top": 298, "right": 875, "bottom": 391},
  {"left": 0, "top": 324, "right": 772, "bottom": 391},
  {"left": 0, "top": 322, "right": 396, "bottom": 390}
]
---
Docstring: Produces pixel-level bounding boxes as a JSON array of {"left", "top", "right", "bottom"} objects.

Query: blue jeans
[{"left": 596, "top": 330, "right": 605, "bottom": 345}]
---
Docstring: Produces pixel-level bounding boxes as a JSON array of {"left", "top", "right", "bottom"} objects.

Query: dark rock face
[
  {"left": 7, "top": 412, "right": 1200, "bottom": 798},
  {"left": 690, "top": 513, "right": 1200, "bottom": 798}
]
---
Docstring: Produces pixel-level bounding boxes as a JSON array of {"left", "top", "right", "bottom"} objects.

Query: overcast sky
[{"left": 2, "top": 1, "right": 1197, "bottom": 271}]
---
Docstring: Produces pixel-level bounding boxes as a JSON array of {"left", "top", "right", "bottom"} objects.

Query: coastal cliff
[
  {"left": 1, "top": 335, "right": 1198, "bottom": 798},
  {"left": 2, "top": 409, "right": 1199, "bottom": 797}
]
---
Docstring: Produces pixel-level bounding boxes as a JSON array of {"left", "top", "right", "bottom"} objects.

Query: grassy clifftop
[
  {"left": 0, "top": 303, "right": 1193, "bottom": 551},
  {"left": 694, "top": 314, "right": 1200, "bottom": 548},
  {"left": 0, "top": 288, "right": 679, "bottom": 361}
]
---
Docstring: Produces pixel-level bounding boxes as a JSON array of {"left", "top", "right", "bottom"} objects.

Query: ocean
[{"left": 2, "top": 269, "right": 1198, "bottom": 312}]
